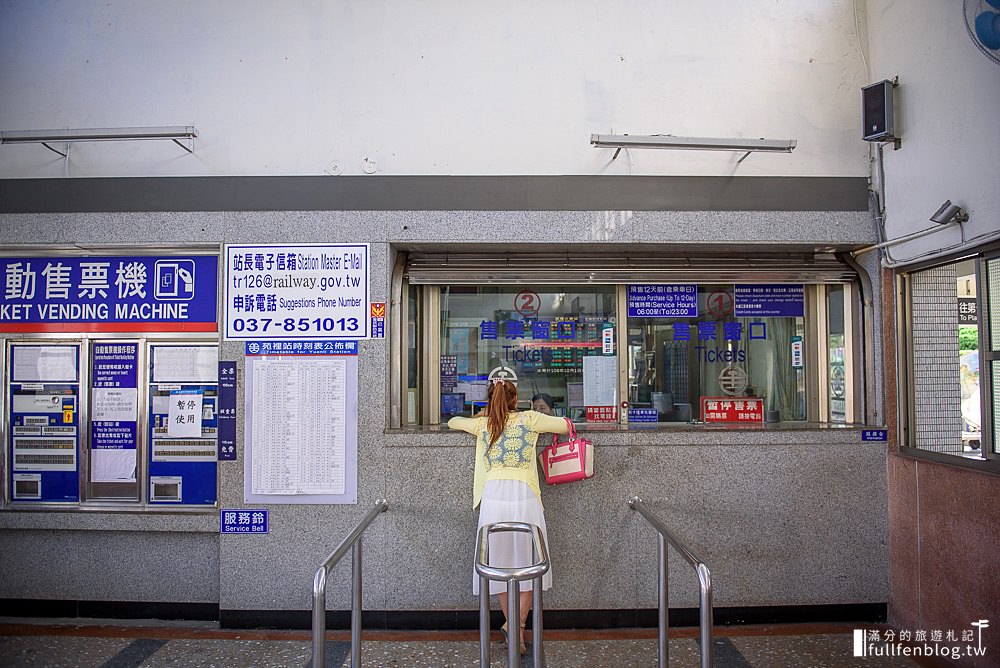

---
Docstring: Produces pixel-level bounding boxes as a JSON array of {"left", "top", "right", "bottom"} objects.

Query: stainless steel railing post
[
  {"left": 507, "top": 578, "right": 521, "bottom": 668},
  {"left": 311, "top": 499, "right": 388, "bottom": 668},
  {"left": 629, "top": 496, "right": 714, "bottom": 668},
  {"left": 475, "top": 521, "right": 550, "bottom": 668},
  {"left": 659, "top": 533, "right": 669, "bottom": 668},
  {"left": 531, "top": 564, "right": 544, "bottom": 668},
  {"left": 351, "top": 538, "right": 362, "bottom": 668},
  {"left": 479, "top": 555, "right": 491, "bottom": 668}
]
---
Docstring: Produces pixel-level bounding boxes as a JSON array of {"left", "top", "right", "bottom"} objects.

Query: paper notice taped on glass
[
  {"left": 583, "top": 356, "right": 617, "bottom": 407},
  {"left": 167, "top": 391, "right": 204, "bottom": 438}
]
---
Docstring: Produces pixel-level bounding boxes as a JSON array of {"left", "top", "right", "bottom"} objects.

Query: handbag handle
[{"left": 551, "top": 417, "right": 577, "bottom": 447}]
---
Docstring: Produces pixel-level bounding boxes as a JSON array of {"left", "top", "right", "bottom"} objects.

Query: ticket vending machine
[
  {"left": 6, "top": 342, "right": 82, "bottom": 503},
  {"left": 147, "top": 343, "right": 218, "bottom": 505}
]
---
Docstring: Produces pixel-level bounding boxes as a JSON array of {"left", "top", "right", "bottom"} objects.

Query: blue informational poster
[
  {"left": 627, "top": 284, "right": 698, "bottom": 318},
  {"left": 862, "top": 429, "right": 888, "bottom": 442},
  {"left": 0, "top": 255, "right": 218, "bottom": 333},
  {"left": 147, "top": 344, "right": 218, "bottom": 505},
  {"left": 628, "top": 408, "right": 659, "bottom": 423},
  {"left": 90, "top": 342, "right": 140, "bottom": 484},
  {"left": 734, "top": 284, "right": 805, "bottom": 317},
  {"left": 218, "top": 362, "right": 237, "bottom": 461},
  {"left": 7, "top": 343, "right": 81, "bottom": 502}
]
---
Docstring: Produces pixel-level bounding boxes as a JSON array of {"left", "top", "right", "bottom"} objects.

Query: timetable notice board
[{"left": 244, "top": 349, "right": 358, "bottom": 505}]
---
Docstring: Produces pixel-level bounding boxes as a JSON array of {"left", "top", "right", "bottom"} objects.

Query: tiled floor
[{"left": 0, "top": 619, "right": 927, "bottom": 667}]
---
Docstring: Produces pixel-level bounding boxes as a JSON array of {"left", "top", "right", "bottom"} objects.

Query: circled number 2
[{"left": 515, "top": 290, "right": 541, "bottom": 317}]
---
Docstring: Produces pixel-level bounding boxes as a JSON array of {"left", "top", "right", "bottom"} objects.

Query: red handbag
[{"left": 539, "top": 418, "right": 594, "bottom": 485}]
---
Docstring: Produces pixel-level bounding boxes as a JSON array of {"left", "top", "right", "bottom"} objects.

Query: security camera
[{"left": 929, "top": 200, "right": 968, "bottom": 225}]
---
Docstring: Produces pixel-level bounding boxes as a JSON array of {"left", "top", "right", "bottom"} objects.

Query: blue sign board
[
  {"left": 218, "top": 362, "right": 237, "bottom": 461},
  {"left": 734, "top": 284, "right": 805, "bottom": 318},
  {"left": 244, "top": 340, "right": 359, "bottom": 355},
  {"left": 627, "top": 284, "right": 698, "bottom": 318},
  {"left": 220, "top": 509, "right": 269, "bottom": 534},
  {"left": 371, "top": 317, "right": 385, "bottom": 338},
  {"left": 628, "top": 408, "right": 659, "bottom": 423},
  {"left": 0, "top": 255, "right": 218, "bottom": 332},
  {"left": 91, "top": 342, "right": 139, "bottom": 454},
  {"left": 861, "top": 429, "right": 888, "bottom": 442}
]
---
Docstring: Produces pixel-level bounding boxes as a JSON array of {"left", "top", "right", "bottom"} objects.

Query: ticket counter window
[
  {"left": 626, "top": 285, "right": 806, "bottom": 423},
  {"left": 398, "top": 265, "right": 860, "bottom": 427},
  {"left": 437, "top": 285, "right": 617, "bottom": 422}
]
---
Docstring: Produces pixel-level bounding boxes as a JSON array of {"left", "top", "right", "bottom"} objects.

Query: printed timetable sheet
[{"left": 248, "top": 357, "right": 352, "bottom": 499}]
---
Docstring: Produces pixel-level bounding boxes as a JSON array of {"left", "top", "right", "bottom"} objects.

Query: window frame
[
  {"left": 393, "top": 275, "right": 864, "bottom": 429},
  {"left": 897, "top": 245, "right": 1000, "bottom": 474}
]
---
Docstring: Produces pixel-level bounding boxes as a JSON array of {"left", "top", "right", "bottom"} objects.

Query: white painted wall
[
  {"left": 0, "top": 0, "right": 870, "bottom": 178},
  {"left": 865, "top": 0, "right": 1000, "bottom": 263}
]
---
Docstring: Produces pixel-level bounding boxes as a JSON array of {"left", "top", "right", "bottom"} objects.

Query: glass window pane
[
  {"left": 828, "top": 285, "right": 848, "bottom": 423},
  {"left": 627, "top": 285, "right": 805, "bottom": 423},
  {"left": 405, "top": 283, "right": 419, "bottom": 425},
  {"left": 438, "top": 285, "right": 617, "bottom": 423},
  {"left": 989, "top": 258, "right": 1000, "bottom": 350},
  {"left": 910, "top": 261, "right": 981, "bottom": 457}
]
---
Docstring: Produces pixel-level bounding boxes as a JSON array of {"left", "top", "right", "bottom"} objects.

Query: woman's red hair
[{"left": 484, "top": 381, "right": 518, "bottom": 445}]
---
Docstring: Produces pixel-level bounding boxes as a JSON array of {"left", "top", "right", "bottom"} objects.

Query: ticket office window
[
  {"left": 400, "top": 282, "right": 856, "bottom": 426},
  {"left": 434, "top": 285, "right": 617, "bottom": 423},
  {"left": 627, "top": 285, "right": 808, "bottom": 423},
  {"left": 628, "top": 284, "right": 858, "bottom": 424},
  {"left": 901, "top": 254, "right": 996, "bottom": 464}
]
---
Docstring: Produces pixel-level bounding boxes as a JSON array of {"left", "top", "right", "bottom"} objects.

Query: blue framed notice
[
  {"left": 861, "top": 429, "right": 887, "bottom": 442},
  {"left": 627, "top": 284, "right": 698, "bottom": 318},
  {"left": 90, "top": 342, "right": 139, "bottom": 484},
  {"left": 734, "top": 284, "right": 805, "bottom": 318},
  {"left": 628, "top": 408, "right": 659, "bottom": 423},
  {"left": 218, "top": 362, "right": 237, "bottom": 461}
]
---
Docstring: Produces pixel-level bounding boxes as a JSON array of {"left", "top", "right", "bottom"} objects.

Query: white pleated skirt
[{"left": 473, "top": 478, "right": 553, "bottom": 595}]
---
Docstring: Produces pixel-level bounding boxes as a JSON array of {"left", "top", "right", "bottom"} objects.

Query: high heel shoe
[{"left": 500, "top": 623, "right": 527, "bottom": 655}]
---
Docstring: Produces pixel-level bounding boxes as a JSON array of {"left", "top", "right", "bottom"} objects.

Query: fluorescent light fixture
[
  {"left": 590, "top": 133, "right": 796, "bottom": 162},
  {"left": 0, "top": 126, "right": 198, "bottom": 157}
]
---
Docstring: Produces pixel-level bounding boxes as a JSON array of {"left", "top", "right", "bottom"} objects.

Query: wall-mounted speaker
[{"left": 862, "top": 79, "right": 897, "bottom": 142}]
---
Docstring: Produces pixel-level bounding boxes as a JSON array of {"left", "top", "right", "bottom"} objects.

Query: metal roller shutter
[{"left": 403, "top": 251, "right": 857, "bottom": 284}]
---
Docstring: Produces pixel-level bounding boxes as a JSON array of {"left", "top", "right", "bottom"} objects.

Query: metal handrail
[
  {"left": 629, "top": 496, "right": 714, "bottom": 668},
  {"left": 475, "top": 521, "right": 550, "bottom": 668},
  {"left": 311, "top": 499, "right": 389, "bottom": 668}
]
